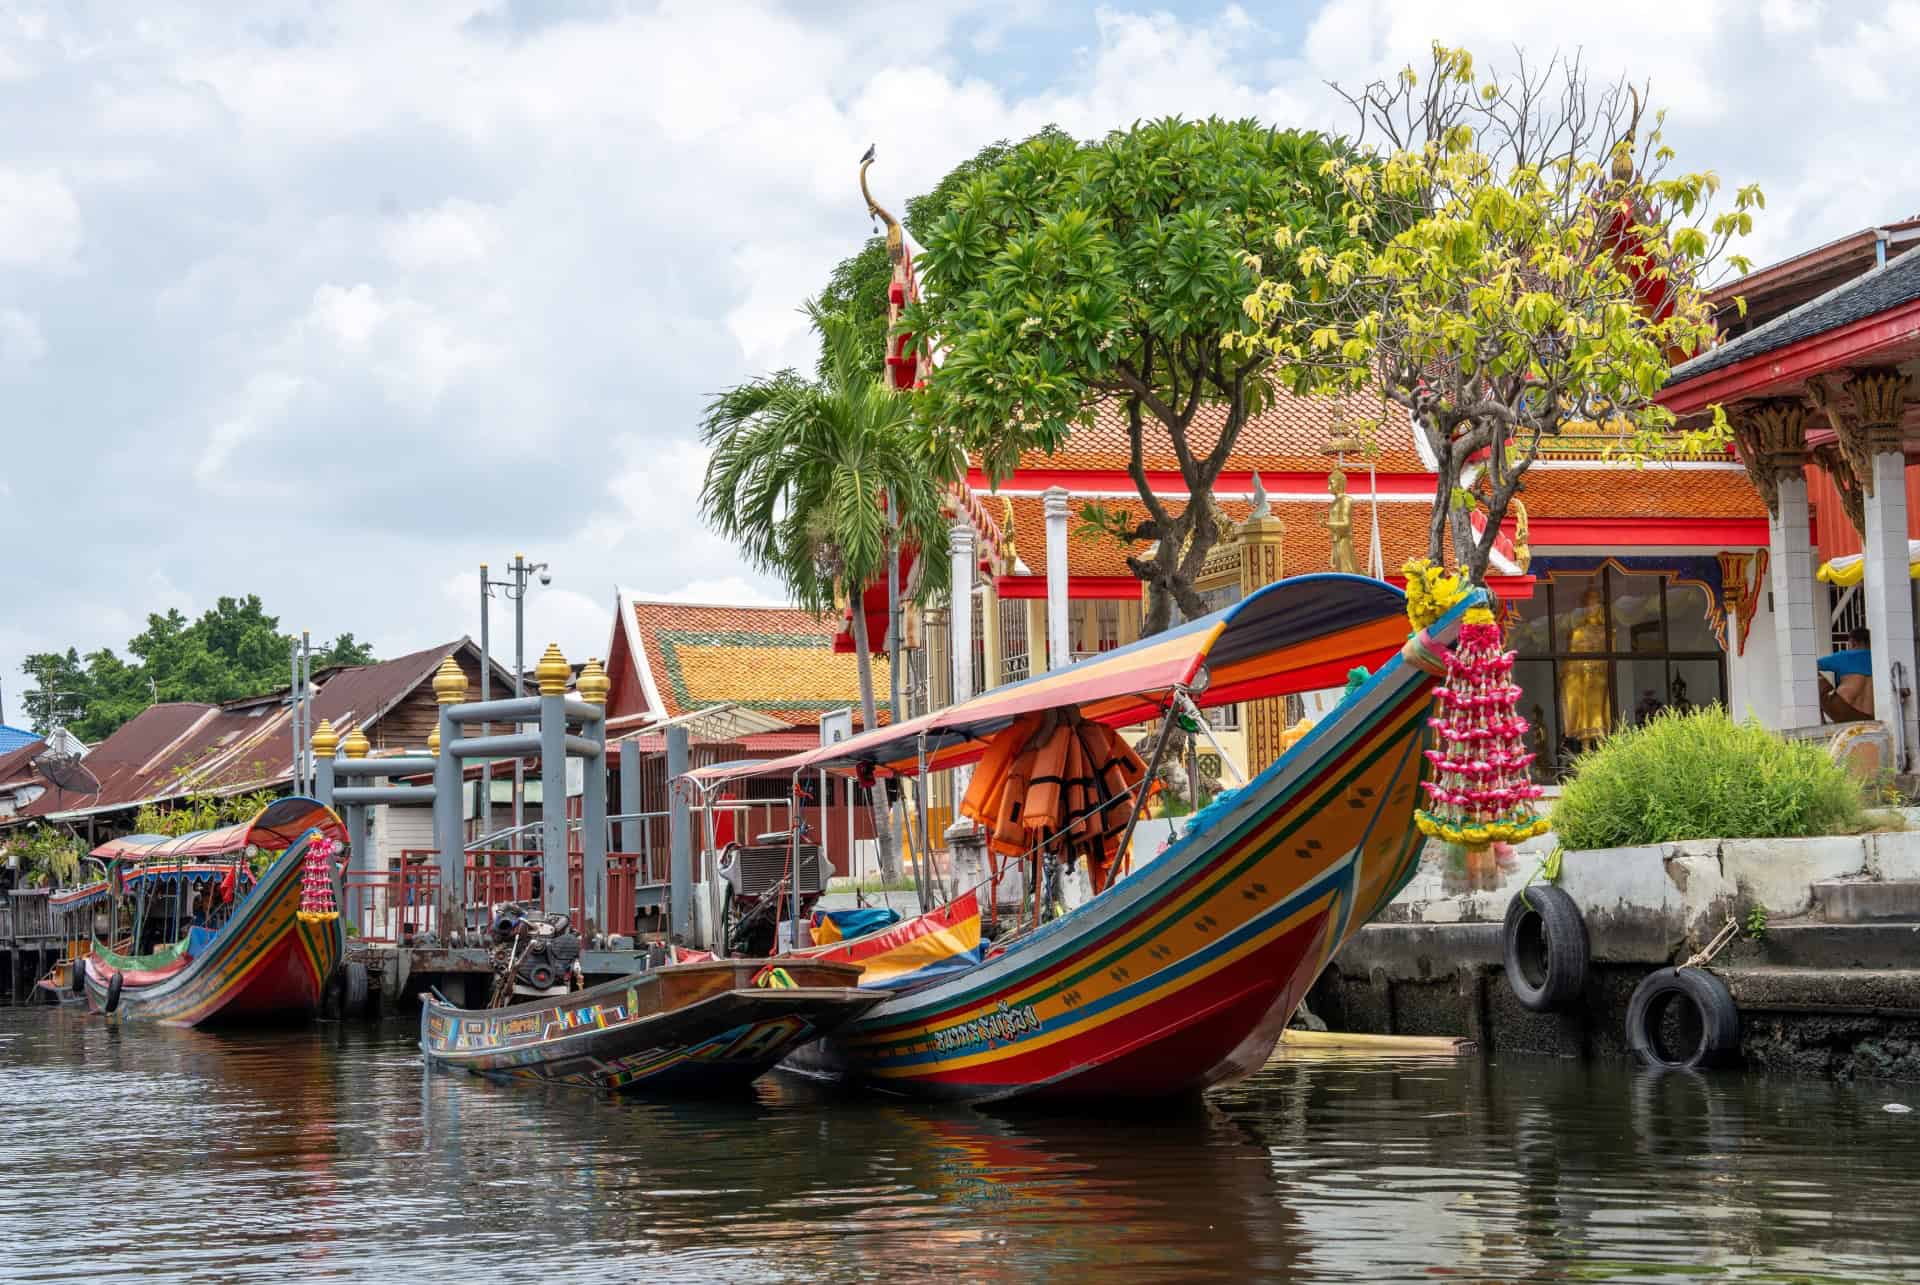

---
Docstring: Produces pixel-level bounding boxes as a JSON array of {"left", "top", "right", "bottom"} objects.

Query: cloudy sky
[{"left": 1, "top": 0, "right": 1915, "bottom": 692}]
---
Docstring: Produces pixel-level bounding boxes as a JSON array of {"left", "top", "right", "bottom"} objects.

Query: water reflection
[{"left": 4, "top": 1010, "right": 1919, "bottom": 1282}]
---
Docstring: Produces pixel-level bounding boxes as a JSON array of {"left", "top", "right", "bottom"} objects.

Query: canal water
[{"left": 5, "top": 1008, "right": 1918, "bottom": 1283}]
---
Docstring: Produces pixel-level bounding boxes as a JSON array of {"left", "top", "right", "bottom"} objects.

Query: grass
[{"left": 1550, "top": 706, "right": 1869, "bottom": 851}]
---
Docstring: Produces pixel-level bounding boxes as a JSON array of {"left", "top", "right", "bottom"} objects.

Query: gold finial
[
  {"left": 858, "top": 145, "right": 904, "bottom": 264},
  {"left": 310, "top": 718, "right": 340, "bottom": 757},
  {"left": 427, "top": 724, "right": 441, "bottom": 756},
  {"left": 342, "top": 725, "right": 370, "bottom": 759},
  {"left": 535, "top": 643, "right": 571, "bottom": 696},
  {"left": 576, "top": 656, "right": 610, "bottom": 706},
  {"left": 1611, "top": 85, "right": 1643, "bottom": 184},
  {"left": 432, "top": 656, "right": 468, "bottom": 705}
]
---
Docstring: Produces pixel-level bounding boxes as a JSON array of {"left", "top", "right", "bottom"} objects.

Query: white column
[
  {"left": 1863, "top": 449, "right": 1917, "bottom": 763},
  {"left": 1724, "top": 602, "right": 1746, "bottom": 719},
  {"left": 1043, "top": 486, "right": 1072, "bottom": 671},
  {"left": 1771, "top": 473, "right": 1822, "bottom": 729},
  {"left": 949, "top": 519, "right": 976, "bottom": 707}
]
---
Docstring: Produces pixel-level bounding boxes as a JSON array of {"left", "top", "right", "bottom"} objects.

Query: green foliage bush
[{"left": 1551, "top": 707, "right": 1868, "bottom": 850}]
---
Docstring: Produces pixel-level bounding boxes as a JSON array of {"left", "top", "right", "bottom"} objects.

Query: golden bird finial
[{"left": 859, "top": 144, "right": 904, "bottom": 266}]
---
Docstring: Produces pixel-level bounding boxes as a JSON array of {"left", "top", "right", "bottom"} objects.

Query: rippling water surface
[{"left": 5, "top": 1008, "right": 1919, "bottom": 1282}]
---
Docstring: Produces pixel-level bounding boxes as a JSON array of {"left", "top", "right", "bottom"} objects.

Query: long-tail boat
[
  {"left": 684, "top": 573, "right": 1478, "bottom": 1103},
  {"left": 73, "top": 797, "right": 347, "bottom": 1026},
  {"left": 419, "top": 957, "right": 884, "bottom": 1092}
]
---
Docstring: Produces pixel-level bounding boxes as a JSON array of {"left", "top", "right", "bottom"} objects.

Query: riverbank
[{"left": 1310, "top": 821, "right": 1920, "bottom": 1082}]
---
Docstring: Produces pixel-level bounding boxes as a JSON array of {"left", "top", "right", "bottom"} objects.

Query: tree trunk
[{"left": 849, "top": 595, "right": 902, "bottom": 883}]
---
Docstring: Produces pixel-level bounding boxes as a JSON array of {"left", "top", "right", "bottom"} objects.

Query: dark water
[{"left": 5, "top": 1009, "right": 1919, "bottom": 1283}]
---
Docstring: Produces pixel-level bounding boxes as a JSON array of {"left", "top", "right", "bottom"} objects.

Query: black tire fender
[
  {"left": 342, "top": 960, "right": 370, "bottom": 1018},
  {"left": 1627, "top": 967, "right": 1741, "bottom": 1070},
  {"left": 1503, "top": 884, "right": 1590, "bottom": 1012},
  {"left": 104, "top": 970, "right": 124, "bottom": 1015}
]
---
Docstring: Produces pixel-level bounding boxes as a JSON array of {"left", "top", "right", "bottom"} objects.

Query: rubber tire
[
  {"left": 70, "top": 958, "right": 86, "bottom": 997},
  {"left": 342, "top": 961, "right": 370, "bottom": 1018},
  {"left": 1503, "top": 884, "right": 1590, "bottom": 1013},
  {"left": 104, "top": 970, "right": 124, "bottom": 1014},
  {"left": 1627, "top": 967, "right": 1741, "bottom": 1070}
]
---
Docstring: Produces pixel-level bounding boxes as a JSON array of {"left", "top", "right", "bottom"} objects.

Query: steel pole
[
  {"left": 301, "top": 631, "right": 312, "bottom": 795},
  {"left": 479, "top": 564, "right": 491, "bottom": 853},
  {"left": 666, "top": 724, "right": 692, "bottom": 939},
  {"left": 290, "top": 638, "right": 302, "bottom": 795},
  {"left": 513, "top": 556, "right": 526, "bottom": 840}
]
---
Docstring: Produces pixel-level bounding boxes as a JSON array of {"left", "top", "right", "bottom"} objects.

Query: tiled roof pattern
[
  {"left": 1515, "top": 467, "right": 1765, "bottom": 519},
  {"left": 1671, "top": 244, "right": 1920, "bottom": 385},
  {"left": 8, "top": 640, "right": 477, "bottom": 822},
  {"left": 630, "top": 600, "right": 888, "bottom": 725},
  {"left": 1005, "top": 392, "right": 1427, "bottom": 473}
]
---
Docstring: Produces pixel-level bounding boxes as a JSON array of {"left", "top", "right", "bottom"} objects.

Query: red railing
[{"left": 342, "top": 855, "right": 442, "bottom": 945}]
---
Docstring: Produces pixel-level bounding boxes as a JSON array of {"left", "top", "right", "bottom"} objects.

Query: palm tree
[{"left": 700, "top": 301, "right": 958, "bottom": 883}]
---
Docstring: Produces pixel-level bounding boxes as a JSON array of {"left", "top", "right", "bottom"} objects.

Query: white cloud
[
  {"left": 6, "top": 0, "right": 1919, "bottom": 691},
  {"left": 0, "top": 169, "right": 80, "bottom": 268},
  {"left": 649, "top": 577, "right": 790, "bottom": 609},
  {"left": 0, "top": 307, "right": 45, "bottom": 367}
]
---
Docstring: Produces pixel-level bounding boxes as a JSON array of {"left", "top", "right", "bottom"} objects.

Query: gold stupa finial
[
  {"left": 427, "top": 724, "right": 441, "bottom": 756},
  {"left": 536, "top": 643, "right": 571, "bottom": 696},
  {"left": 1611, "top": 84, "right": 1643, "bottom": 184},
  {"left": 859, "top": 144, "right": 905, "bottom": 265},
  {"left": 432, "top": 656, "right": 468, "bottom": 705},
  {"left": 576, "top": 656, "right": 610, "bottom": 706},
  {"left": 310, "top": 718, "right": 340, "bottom": 757},
  {"left": 342, "top": 725, "right": 370, "bottom": 759}
]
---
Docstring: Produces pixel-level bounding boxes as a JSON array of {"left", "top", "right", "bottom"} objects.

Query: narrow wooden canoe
[
  {"left": 420, "top": 958, "right": 885, "bottom": 1093},
  {"left": 82, "top": 799, "right": 347, "bottom": 1027}
]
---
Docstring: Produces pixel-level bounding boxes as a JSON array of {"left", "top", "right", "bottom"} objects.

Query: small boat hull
[
  {"left": 84, "top": 841, "right": 344, "bottom": 1027},
  {"left": 421, "top": 959, "right": 884, "bottom": 1093}
]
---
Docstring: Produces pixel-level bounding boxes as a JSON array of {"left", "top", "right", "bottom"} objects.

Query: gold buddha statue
[
  {"left": 1561, "top": 587, "right": 1610, "bottom": 744},
  {"left": 1326, "top": 468, "right": 1357, "bottom": 574}
]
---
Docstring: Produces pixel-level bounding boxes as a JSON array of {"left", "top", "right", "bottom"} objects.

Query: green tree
[
  {"left": 817, "top": 127, "right": 1076, "bottom": 381},
  {"left": 699, "top": 301, "right": 959, "bottom": 881},
  {"left": 1243, "top": 44, "right": 1760, "bottom": 582},
  {"left": 907, "top": 116, "right": 1362, "bottom": 633},
  {"left": 21, "top": 598, "right": 381, "bottom": 741}
]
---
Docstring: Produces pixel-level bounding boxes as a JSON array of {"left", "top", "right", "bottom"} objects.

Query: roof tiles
[{"left": 628, "top": 600, "right": 887, "bottom": 726}]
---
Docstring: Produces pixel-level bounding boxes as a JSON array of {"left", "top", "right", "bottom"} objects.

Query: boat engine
[{"left": 487, "top": 905, "right": 583, "bottom": 1001}]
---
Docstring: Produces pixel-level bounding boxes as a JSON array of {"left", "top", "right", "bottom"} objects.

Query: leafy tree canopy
[
  {"left": 904, "top": 116, "right": 1362, "bottom": 632},
  {"left": 815, "top": 126, "right": 1076, "bottom": 381},
  {"left": 1243, "top": 44, "right": 1760, "bottom": 581},
  {"left": 21, "top": 596, "right": 377, "bottom": 742}
]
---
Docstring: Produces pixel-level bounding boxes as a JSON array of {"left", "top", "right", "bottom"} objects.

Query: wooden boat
[
  {"left": 420, "top": 957, "right": 884, "bottom": 1092},
  {"left": 74, "top": 797, "right": 348, "bottom": 1026},
  {"left": 686, "top": 573, "right": 1478, "bottom": 1103}
]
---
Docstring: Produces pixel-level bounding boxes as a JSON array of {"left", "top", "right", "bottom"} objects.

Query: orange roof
[
  {"left": 1000, "top": 392, "right": 1428, "bottom": 474},
  {"left": 1516, "top": 466, "right": 1765, "bottom": 519},
  {"left": 619, "top": 597, "right": 888, "bottom": 726}
]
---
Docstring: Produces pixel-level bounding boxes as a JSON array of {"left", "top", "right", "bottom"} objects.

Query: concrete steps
[
  {"left": 1717, "top": 965, "right": 1920, "bottom": 1016},
  {"left": 1742, "top": 921, "right": 1920, "bottom": 970},
  {"left": 1815, "top": 880, "right": 1920, "bottom": 923}
]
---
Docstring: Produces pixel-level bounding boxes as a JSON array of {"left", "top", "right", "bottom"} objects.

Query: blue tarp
[{"left": 810, "top": 906, "right": 901, "bottom": 943}]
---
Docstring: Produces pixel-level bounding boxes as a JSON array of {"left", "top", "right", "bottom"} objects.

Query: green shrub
[{"left": 1550, "top": 707, "right": 1868, "bottom": 850}]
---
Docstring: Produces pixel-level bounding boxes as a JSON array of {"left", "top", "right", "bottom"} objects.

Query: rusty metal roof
[{"left": 4, "top": 639, "right": 500, "bottom": 825}]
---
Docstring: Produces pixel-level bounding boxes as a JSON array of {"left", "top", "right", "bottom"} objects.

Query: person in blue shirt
[{"left": 1818, "top": 627, "right": 1874, "bottom": 723}]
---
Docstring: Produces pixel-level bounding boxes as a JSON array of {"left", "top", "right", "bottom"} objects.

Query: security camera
[{"left": 538, "top": 569, "right": 552, "bottom": 587}]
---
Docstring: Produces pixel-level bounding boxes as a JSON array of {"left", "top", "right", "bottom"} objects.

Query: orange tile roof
[
  {"left": 998, "top": 391, "right": 1427, "bottom": 474},
  {"left": 1515, "top": 466, "right": 1765, "bottom": 519},
  {"left": 1005, "top": 494, "right": 1452, "bottom": 580},
  {"left": 628, "top": 600, "right": 888, "bottom": 725}
]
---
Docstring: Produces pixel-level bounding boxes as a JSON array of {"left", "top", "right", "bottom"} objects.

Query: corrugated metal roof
[
  {"left": 4, "top": 639, "right": 494, "bottom": 825},
  {"left": 0, "top": 724, "right": 39, "bottom": 755},
  {"left": 0, "top": 738, "right": 47, "bottom": 790}
]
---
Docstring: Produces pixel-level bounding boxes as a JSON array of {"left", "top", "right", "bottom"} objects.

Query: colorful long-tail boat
[
  {"left": 685, "top": 573, "right": 1476, "bottom": 1103},
  {"left": 73, "top": 797, "right": 347, "bottom": 1026}
]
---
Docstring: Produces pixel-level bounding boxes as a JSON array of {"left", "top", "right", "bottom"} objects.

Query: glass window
[{"left": 1510, "top": 563, "right": 1726, "bottom": 778}]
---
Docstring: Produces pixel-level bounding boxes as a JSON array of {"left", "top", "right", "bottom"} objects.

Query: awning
[
  {"left": 1818, "top": 539, "right": 1920, "bottom": 587},
  {"left": 685, "top": 572, "right": 1412, "bottom": 787},
  {"left": 88, "top": 796, "right": 347, "bottom": 862}
]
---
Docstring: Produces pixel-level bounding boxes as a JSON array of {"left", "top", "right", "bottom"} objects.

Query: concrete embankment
[{"left": 1310, "top": 818, "right": 1920, "bottom": 1082}]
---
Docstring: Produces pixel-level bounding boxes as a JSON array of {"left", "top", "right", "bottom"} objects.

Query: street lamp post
[{"left": 480, "top": 555, "right": 549, "bottom": 844}]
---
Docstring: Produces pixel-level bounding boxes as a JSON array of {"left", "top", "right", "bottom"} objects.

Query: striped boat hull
[
  {"left": 799, "top": 635, "right": 1446, "bottom": 1103},
  {"left": 84, "top": 838, "right": 344, "bottom": 1027}
]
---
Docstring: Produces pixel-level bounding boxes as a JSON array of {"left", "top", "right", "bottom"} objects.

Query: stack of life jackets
[{"left": 956, "top": 710, "right": 1158, "bottom": 896}]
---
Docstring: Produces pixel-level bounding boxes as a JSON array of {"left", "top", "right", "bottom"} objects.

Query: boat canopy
[
  {"left": 87, "top": 796, "right": 348, "bottom": 862},
  {"left": 687, "top": 573, "right": 1410, "bottom": 787}
]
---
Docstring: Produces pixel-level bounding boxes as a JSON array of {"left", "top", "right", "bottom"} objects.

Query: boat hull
[
  {"left": 422, "top": 959, "right": 884, "bottom": 1093},
  {"left": 798, "top": 640, "right": 1443, "bottom": 1104},
  {"left": 84, "top": 842, "right": 344, "bottom": 1027}
]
